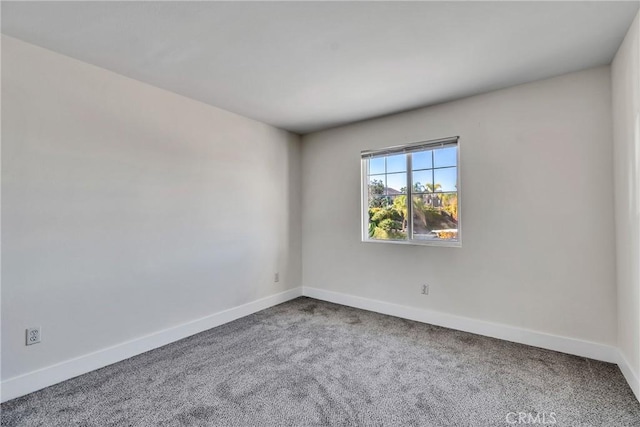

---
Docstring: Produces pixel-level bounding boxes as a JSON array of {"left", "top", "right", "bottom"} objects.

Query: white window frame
[{"left": 361, "top": 136, "right": 462, "bottom": 247}]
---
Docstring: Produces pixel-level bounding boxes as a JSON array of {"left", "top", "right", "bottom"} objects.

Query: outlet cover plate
[{"left": 26, "top": 327, "right": 41, "bottom": 345}]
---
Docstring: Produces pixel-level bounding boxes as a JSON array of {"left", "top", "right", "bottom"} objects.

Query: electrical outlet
[
  {"left": 421, "top": 284, "right": 429, "bottom": 295},
  {"left": 26, "top": 327, "right": 41, "bottom": 346},
  {"left": 274, "top": 272, "right": 279, "bottom": 282}
]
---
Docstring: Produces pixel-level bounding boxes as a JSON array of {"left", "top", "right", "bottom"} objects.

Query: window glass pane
[
  {"left": 367, "top": 194, "right": 408, "bottom": 241},
  {"left": 369, "top": 194, "right": 392, "bottom": 209},
  {"left": 386, "top": 154, "right": 407, "bottom": 173},
  {"left": 433, "top": 167, "right": 457, "bottom": 192},
  {"left": 411, "top": 193, "right": 458, "bottom": 242},
  {"left": 412, "top": 151, "right": 432, "bottom": 170},
  {"left": 369, "top": 157, "right": 385, "bottom": 175},
  {"left": 386, "top": 173, "right": 407, "bottom": 194},
  {"left": 368, "top": 177, "right": 386, "bottom": 201},
  {"left": 440, "top": 192, "right": 459, "bottom": 222},
  {"left": 434, "top": 146, "right": 457, "bottom": 168},
  {"left": 412, "top": 170, "right": 432, "bottom": 193}
]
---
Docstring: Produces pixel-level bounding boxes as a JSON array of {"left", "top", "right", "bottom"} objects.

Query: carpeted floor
[{"left": 2, "top": 297, "right": 639, "bottom": 426}]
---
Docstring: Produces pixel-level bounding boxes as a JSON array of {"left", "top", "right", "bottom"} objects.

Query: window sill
[{"left": 361, "top": 238, "right": 462, "bottom": 248}]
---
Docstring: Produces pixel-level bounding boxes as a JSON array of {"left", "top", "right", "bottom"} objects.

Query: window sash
[{"left": 361, "top": 137, "right": 460, "bottom": 246}]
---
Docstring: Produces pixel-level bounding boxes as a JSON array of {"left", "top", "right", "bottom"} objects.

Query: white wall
[
  {"left": 302, "top": 67, "right": 616, "bottom": 347},
  {"left": 612, "top": 11, "right": 640, "bottom": 398},
  {"left": 1, "top": 36, "right": 302, "bottom": 382}
]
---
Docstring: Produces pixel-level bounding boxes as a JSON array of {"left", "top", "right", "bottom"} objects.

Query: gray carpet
[{"left": 2, "top": 297, "right": 639, "bottom": 426}]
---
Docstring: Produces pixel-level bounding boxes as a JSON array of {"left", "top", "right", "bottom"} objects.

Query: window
[{"left": 361, "top": 136, "right": 460, "bottom": 246}]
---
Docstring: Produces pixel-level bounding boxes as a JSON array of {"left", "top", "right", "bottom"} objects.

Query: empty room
[{"left": 1, "top": 1, "right": 640, "bottom": 426}]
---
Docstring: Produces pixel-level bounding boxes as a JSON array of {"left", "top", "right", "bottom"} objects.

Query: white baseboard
[
  {"left": 0, "top": 287, "right": 303, "bottom": 403},
  {"left": 617, "top": 350, "right": 640, "bottom": 402},
  {"left": 4, "top": 286, "right": 637, "bottom": 405},
  {"left": 302, "top": 287, "right": 618, "bottom": 364}
]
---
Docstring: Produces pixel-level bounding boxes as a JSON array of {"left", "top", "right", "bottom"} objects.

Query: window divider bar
[
  {"left": 406, "top": 153, "right": 413, "bottom": 240},
  {"left": 361, "top": 158, "right": 369, "bottom": 242}
]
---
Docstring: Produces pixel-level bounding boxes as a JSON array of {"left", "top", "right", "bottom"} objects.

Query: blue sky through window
[
  {"left": 434, "top": 147, "right": 456, "bottom": 168},
  {"left": 386, "top": 154, "right": 407, "bottom": 173},
  {"left": 386, "top": 173, "right": 406, "bottom": 193},
  {"left": 369, "top": 157, "right": 385, "bottom": 175},
  {"left": 434, "top": 167, "right": 457, "bottom": 192},
  {"left": 412, "top": 151, "right": 432, "bottom": 169},
  {"left": 368, "top": 146, "right": 457, "bottom": 193}
]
